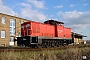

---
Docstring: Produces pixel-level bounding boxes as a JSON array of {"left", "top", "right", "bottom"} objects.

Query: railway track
[{"left": 0, "top": 45, "right": 89, "bottom": 52}]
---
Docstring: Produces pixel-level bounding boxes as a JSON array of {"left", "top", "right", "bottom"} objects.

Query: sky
[{"left": 0, "top": 0, "right": 90, "bottom": 40}]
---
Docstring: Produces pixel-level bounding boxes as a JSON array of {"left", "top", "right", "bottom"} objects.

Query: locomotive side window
[
  {"left": 26, "top": 24, "right": 30, "bottom": 28},
  {"left": 21, "top": 26, "right": 24, "bottom": 28},
  {"left": 27, "top": 24, "right": 30, "bottom": 27},
  {"left": 58, "top": 23, "right": 62, "bottom": 26}
]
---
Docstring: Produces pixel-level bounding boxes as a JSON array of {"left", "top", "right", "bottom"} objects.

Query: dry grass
[{"left": 0, "top": 47, "right": 90, "bottom": 60}]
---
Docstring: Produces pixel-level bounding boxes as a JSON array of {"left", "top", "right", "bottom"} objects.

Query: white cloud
[
  {"left": 83, "top": 3, "right": 88, "bottom": 6},
  {"left": 0, "top": 0, "right": 18, "bottom": 16},
  {"left": 19, "top": 0, "right": 47, "bottom": 21},
  {"left": 70, "top": 4, "right": 75, "bottom": 7},
  {"left": 21, "top": 8, "right": 46, "bottom": 21},
  {"left": 20, "top": 2, "right": 47, "bottom": 21},
  {"left": 57, "top": 10, "right": 83, "bottom": 19},
  {"left": 57, "top": 10, "right": 90, "bottom": 32},
  {"left": 81, "top": 0, "right": 88, "bottom": 1},
  {"left": 0, "top": 0, "right": 47, "bottom": 21},
  {"left": 47, "top": 18, "right": 59, "bottom": 21},
  {"left": 70, "top": 24, "right": 90, "bottom": 32},
  {"left": 20, "top": 3, "right": 32, "bottom": 8},
  {"left": 54, "top": 5, "right": 63, "bottom": 8},
  {"left": 26, "top": 0, "right": 45, "bottom": 9}
]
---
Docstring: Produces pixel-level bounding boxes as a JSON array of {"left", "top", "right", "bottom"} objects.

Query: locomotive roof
[{"left": 45, "top": 19, "right": 64, "bottom": 24}]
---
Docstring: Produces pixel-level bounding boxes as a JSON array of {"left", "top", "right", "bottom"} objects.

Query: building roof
[
  {"left": 72, "top": 32, "right": 87, "bottom": 37},
  {"left": 0, "top": 13, "right": 29, "bottom": 21}
]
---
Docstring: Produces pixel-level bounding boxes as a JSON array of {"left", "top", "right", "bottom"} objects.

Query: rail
[{"left": 0, "top": 44, "right": 89, "bottom": 52}]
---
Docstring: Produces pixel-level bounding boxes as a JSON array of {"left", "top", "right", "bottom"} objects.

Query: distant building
[
  {"left": 72, "top": 32, "right": 86, "bottom": 44},
  {"left": 0, "top": 13, "right": 29, "bottom": 46},
  {"left": 85, "top": 40, "right": 90, "bottom": 45}
]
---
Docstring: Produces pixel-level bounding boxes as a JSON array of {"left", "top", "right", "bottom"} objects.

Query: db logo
[{"left": 58, "top": 30, "right": 62, "bottom": 33}]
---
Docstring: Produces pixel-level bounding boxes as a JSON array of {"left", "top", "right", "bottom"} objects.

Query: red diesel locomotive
[{"left": 17, "top": 20, "right": 73, "bottom": 48}]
